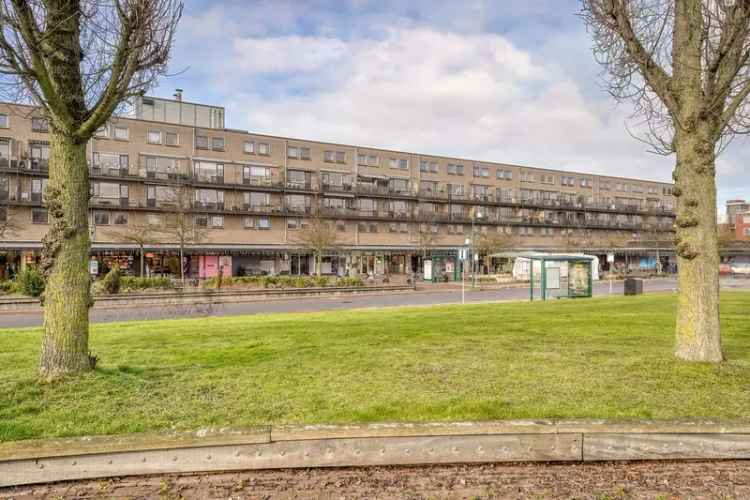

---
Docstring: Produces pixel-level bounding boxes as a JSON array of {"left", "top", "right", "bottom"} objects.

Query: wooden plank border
[{"left": 1, "top": 420, "right": 749, "bottom": 487}]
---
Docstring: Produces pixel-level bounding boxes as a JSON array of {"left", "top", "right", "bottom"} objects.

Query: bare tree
[
  {"left": 292, "top": 213, "right": 339, "bottom": 277},
  {"left": 159, "top": 184, "right": 206, "bottom": 284},
  {"left": 476, "top": 231, "right": 517, "bottom": 272},
  {"left": 104, "top": 222, "right": 157, "bottom": 277},
  {"left": 579, "top": 0, "right": 750, "bottom": 362},
  {"left": 414, "top": 221, "right": 443, "bottom": 260},
  {"left": 0, "top": 1, "right": 181, "bottom": 378}
]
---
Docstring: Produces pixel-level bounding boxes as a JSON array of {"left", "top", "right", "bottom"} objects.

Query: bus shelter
[{"left": 517, "top": 253, "right": 595, "bottom": 301}]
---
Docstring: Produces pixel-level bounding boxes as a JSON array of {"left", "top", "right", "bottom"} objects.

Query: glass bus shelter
[{"left": 519, "top": 253, "right": 595, "bottom": 301}]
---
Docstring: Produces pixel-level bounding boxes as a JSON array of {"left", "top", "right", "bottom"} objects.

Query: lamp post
[{"left": 472, "top": 209, "right": 483, "bottom": 288}]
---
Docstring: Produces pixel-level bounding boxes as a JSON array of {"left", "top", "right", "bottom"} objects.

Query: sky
[{"left": 154, "top": 0, "right": 748, "bottom": 220}]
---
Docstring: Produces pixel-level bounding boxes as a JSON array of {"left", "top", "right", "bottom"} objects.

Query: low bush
[
  {"left": 202, "top": 274, "right": 365, "bottom": 289},
  {"left": 13, "top": 267, "right": 45, "bottom": 297},
  {"left": 0, "top": 280, "right": 14, "bottom": 294},
  {"left": 120, "top": 276, "right": 173, "bottom": 291}
]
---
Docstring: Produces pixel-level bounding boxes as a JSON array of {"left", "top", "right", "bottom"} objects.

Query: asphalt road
[{"left": 1, "top": 277, "right": 748, "bottom": 329}]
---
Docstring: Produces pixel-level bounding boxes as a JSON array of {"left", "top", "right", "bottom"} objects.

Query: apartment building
[{"left": 0, "top": 95, "right": 677, "bottom": 280}]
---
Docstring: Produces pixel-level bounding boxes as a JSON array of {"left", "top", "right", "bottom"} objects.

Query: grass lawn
[{"left": 1, "top": 292, "right": 749, "bottom": 443}]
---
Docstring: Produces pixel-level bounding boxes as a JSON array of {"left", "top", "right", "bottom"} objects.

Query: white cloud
[
  {"left": 232, "top": 36, "right": 348, "bottom": 74},
  {"left": 223, "top": 28, "right": 675, "bottom": 183}
]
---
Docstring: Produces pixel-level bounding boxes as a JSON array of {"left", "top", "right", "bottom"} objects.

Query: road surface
[{"left": 1, "top": 277, "right": 748, "bottom": 329}]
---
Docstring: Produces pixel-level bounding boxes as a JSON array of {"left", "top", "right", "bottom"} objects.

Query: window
[
  {"left": 541, "top": 174, "right": 555, "bottom": 185},
  {"left": 335, "top": 220, "right": 346, "bottom": 232},
  {"left": 113, "top": 213, "right": 128, "bottom": 225},
  {"left": 448, "top": 183, "right": 465, "bottom": 196},
  {"left": 95, "top": 124, "right": 109, "bottom": 138},
  {"left": 561, "top": 175, "right": 576, "bottom": 187},
  {"left": 389, "top": 222, "right": 398, "bottom": 233},
  {"left": 193, "top": 161, "right": 224, "bottom": 183},
  {"left": 0, "top": 113, "right": 8, "bottom": 128},
  {"left": 447, "top": 163, "right": 464, "bottom": 175},
  {"left": 369, "top": 222, "right": 378, "bottom": 233},
  {"left": 601, "top": 181, "right": 611, "bottom": 190},
  {"left": 581, "top": 178, "right": 593, "bottom": 188},
  {"left": 113, "top": 126, "right": 129, "bottom": 140},
  {"left": 520, "top": 171, "right": 536, "bottom": 183},
  {"left": 165, "top": 132, "right": 179, "bottom": 146},
  {"left": 473, "top": 165, "right": 489, "bottom": 178},
  {"left": 94, "top": 211, "right": 110, "bottom": 225},
  {"left": 194, "top": 188, "right": 224, "bottom": 209},
  {"left": 420, "top": 160, "right": 439, "bottom": 173},
  {"left": 258, "top": 142, "right": 270, "bottom": 155},
  {"left": 244, "top": 191, "right": 270, "bottom": 208},
  {"left": 211, "top": 136, "right": 225, "bottom": 150},
  {"left": 32, "top": 208, "right": 47, "bottom": 224},
  {"left": 246, "top": 216, "right": 271, "bottom": 230},
  {"left": 195, "top": 134, "right": 209, "bottom": 149},
  {"left": 497, "top": 169, "right": 512, "bottom": 180},
  {"left": 336, "top": 151, "right": 345, "bottom": 163},
  {"left": 390, "top": 158, "right": 408, "bottom": 170},
  {"left": 288, "top": 146, "right": 311, "bottom": 160},
  {"left": 287, "top": 217, "right": 300, "bottom": 230},
  {"left": 31, "top": 117, "right": 48, "bottom": 132},
  {"left": 244, "top": 141, "right": 255, "bottom": 154},
  {"left": 195, "top": 215, "right": 224, "bottom": 228},
  {"left": 147, "top": 130, "right": 162, "bottom": 144},
  {"left": 358, "top": 153, "right": 379, "bottom": 166}
]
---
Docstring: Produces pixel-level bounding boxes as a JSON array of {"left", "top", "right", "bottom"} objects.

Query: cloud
[{"left": 223, "top": 28, "right": 674, "bottom": 183}]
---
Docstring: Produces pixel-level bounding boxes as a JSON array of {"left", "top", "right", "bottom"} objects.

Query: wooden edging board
[{"left": 1, "top": 420, "right": 750, "bottom": 487}]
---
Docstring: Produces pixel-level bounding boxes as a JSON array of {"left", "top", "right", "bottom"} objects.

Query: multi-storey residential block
[
  {"left": 727, "top": 199, "right": 750, "bottom": 230},
  {"left": 0, "top": 95, "right": 677, "bottom": 280}
]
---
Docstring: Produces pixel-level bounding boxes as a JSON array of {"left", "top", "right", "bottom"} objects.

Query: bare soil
[{"left": 2, "top": 460, "right": 749, "bottom": 499}]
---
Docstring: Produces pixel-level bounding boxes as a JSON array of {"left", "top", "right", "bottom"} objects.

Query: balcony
[
  {"left": 243, "top": 176, "right": 282, "bottom": 189},
  {"left": 285, "top": 204, "right": 313, "bottom": 214},
  {"left": 193, "top": 175, "right": 224, "bottom": 185},
  {"left": 193, "top": 201, "right": 224, "bottom": 211},
  {"left": 90, "top": 165, "right": 129, "bottom": 178},
  {"left": 285, "top": 181, "right": 312, "bottom": 191},
  {"left": 241, "top": 204, "right": 277, "bottom": 214},
  {"left": 320, "top": 182, "right": 354, "bottom": 194},
  {"left": 143, "top": 169, "right": 182, "bottom": 181},
  {"left": 418, "top": 189, "right": 449, "bottom": 201},
  {"left": 91, "top": 196, "right": 129, "bottom": 208}
]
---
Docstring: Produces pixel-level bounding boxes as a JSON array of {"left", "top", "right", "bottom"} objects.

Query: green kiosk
[{"left": 519, "top": 253, "right": 595, "bottom": 301}]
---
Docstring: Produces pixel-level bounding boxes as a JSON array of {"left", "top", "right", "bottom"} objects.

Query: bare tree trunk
[
  {"left": 316, "top": 253, "right": 321, "bottom": 277},
  {"left": 139, "top": 246, "right": 145, "bottom": 277},
  {"left": 39, "top": 134, "right": 92, "bottom": 379},
  {"left": 179, "top": 243, "right": 185, "bottom": 285},
  {"left": 673, "top": 129, "right": 723, "bottom": 362}
]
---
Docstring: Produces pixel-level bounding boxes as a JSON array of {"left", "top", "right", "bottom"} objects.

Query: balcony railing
[
  {"left": 243, "top": 176, "right": 283, "bottom": 188},
  {"left": 90, "top": 165, "right": 129, "bottom": 178},
  {"left": 193, "top": 201, "right": 225, "bottom": 210},
  {"left": 193, "top": 175, "right": 224, "bottom": 185},
  {"left": 286, "top": 181, "right": 312, "bottom": 191},
  {"left": 91, "top": 196, "right": 129, "bottom": 208}
]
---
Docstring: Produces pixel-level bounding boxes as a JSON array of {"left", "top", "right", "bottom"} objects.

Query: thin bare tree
[
  {"left": 159, "top": 184, "right": 207, "bottom": 284},
  {"left": 579, "top": 0, "right": 750, "bottom": 362},
  {"left": 0, "top": 0, "right": 182, "bottom": 378},
  {"left": 292, "top": 214, "right": 339, "bottom": 277},
  {"left": 104, "top": 222, "right": 157, "bottom": 277}
]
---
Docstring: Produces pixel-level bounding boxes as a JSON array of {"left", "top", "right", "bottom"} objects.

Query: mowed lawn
[{"left": 1, "top": 292, "right": 749, "bottom": 442}]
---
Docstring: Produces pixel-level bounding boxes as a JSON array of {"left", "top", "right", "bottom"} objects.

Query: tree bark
[
  {"left": 39, "top": 133, "right": 92, "bottom": 379},
  {"left": 673, "top": 129, "right": 723, "bottom": 362},
  {"left": 139, "top": 246, "right": 145, "bottom": 276}
]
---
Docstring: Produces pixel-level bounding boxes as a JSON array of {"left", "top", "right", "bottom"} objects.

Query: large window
[
  {"left": 92, "top": 152, "right": 128, "bottom": 176},
  {"left": 388, "top": 178, "right": 409, "bottom": 193},
  {"left": 244, "top": 191, "right": 270, "bottom": 209},
  {"left": 92, "top": 182, "right": 127, "bottom": 207},
  {"left": 286, "top": 169, "right": 310, "bottom": 188},
  {"left": 32, "top": 208, "right": 48, "bottom": 224},
  {"left": 243, "top": 165, "right": 271, "bottom": 185},
  {"left": 144, "top": 156, "right": 181, "bottom": 179},
  {"left": 285, "top": 194, "right": 310, "bottom": 213},
  {"left": 31, "top": 117, "right": 48, "bottom": 132},
  {"left": 0, "top": 113, "right": 8, "bottom": 128},
  {"left": 194, "top": 189, "right": 224, "bottom": 209},
  {"left": 193, "top": 161, "right": 224, "bottom": 183},
  {"left": 31, "top": 178, "right": 48, "bottom": 202}
]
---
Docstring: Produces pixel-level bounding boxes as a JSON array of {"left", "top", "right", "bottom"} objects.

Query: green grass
[{"left": 1, "top": 292, "right": 749, "bottom": 443}]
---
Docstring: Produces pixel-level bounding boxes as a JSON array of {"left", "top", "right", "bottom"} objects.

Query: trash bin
[{"left": 624, "top": 277, "right": 643, "bottom": 296}]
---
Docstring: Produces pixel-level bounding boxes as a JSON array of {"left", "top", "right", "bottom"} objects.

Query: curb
[
  {"left": 2, "top": 420, "right": 750, "bottom": 487},
  {"left": 0, "top": 285, "right": 415, "bottom": 314}
]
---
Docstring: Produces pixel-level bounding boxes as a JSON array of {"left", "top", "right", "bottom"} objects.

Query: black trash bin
[{"left": 624, "top": 277, "right": 643, "bottom": 296}]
